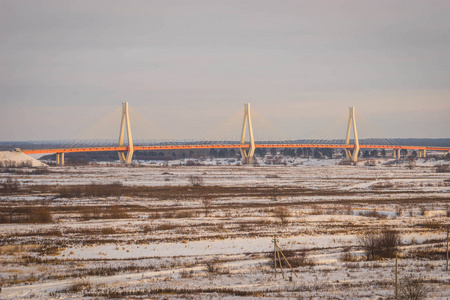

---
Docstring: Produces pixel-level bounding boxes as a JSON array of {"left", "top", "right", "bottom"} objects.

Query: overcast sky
[{"left": 1, "top": 0, "right": 449, "bottom": 141}]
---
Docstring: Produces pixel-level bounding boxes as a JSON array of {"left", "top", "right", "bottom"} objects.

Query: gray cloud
[{"left": 1, "top": 0, "right": 449, "bottom": 141}]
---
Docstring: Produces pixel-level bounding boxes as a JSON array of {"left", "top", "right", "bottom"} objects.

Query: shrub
[
  {"left": 436, "top": 165, "right": 450, "bottom": 173},
  {"left": 65, "top": 280, "right": 92, "bottom": 293},
  {"left": 361, "top": 209, "right": 387, "bottom": 219},
  {"left": 273, "top": 207, "right": 291, "bottom": 225},
  {"left": 265, "top": 174, "right": 280, "bottom": 178},
  {"left": 202, "top": 198, "right": 212, "bottom": 216},
  {"left": 365, "top": 160, "right": 376, "bottom": 166},
  {"left": 310, "top": 205, "right": 323, "bottom": 215},
  {"left": 420, "top": 220, "right": 443, "bottom": 229},
  {"left": 358, "top": 230, "right": 401, "bottom": 261},
  {"left": 340, "top": 252, "right": 359, "bottom": 262},
  {"left": 285, "top": 249, "right": 314, "bottom": 267},
  {"left": 406, "top": 158, "right": 416, "bottom": 169},
  {"left": 345, "top": 204, "right": 353, "bottom": 215},
  {"left": 58, "top": 186, "right": 83, "bottom": 198},
  {"left": 205, "top": 260, "right": 228, "bottom": 274},
  {"left": 396, "top": 206, "right": 404, "bottom": 217},
  {"left": 188, "top": 176, "right": 204, "bottom": 187},
  {"left": 398, "top": 275, "right": 431, "bottom": 300},
  {"left": 157, "top": 223, "right": 178, "bottom": 231},
  {"left": 0, "top": 178, "right": 20, "bottom": 192},
  {"left": 79, "top": 207, "right": 102, "bottom": 221},
  {"left": 107, "top": 206, "right": 129, "bottom": 219},
  {"left": 180, "top": 269, "right": 194, "bottom": 278}
]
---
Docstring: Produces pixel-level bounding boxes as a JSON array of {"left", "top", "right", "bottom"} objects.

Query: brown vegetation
[
  {"left": 273, "top": 207, "right": 291, "bottom": 225},
  {"left": 57, "top": 182, "right": 124, "bottom": 198},
  {"left": 358, "top": 230, "right": 401, "bottom": 261},
  {"left": 0, "top": 207, "right": 52, "bottom": 224},
  {"left": 0, "top": 178, "right": 20, "bottom": 192},
  {"left": 399, "top": 275, "right": 431, "bottom": 300}
]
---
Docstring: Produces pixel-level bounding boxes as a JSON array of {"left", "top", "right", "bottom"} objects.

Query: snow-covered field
[{"left": 1, "top": 157, "right": 450, "bottom": 299}]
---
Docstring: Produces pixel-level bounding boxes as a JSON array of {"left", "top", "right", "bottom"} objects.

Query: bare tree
[
  {"left": 358, "top": 232, "right": 379, "bottom": 261},
  {"left": 189, "top": 175, "right": 204, "bottom": 187},
  {"left": 407, "top": 157, "right": 416, "bottom": 170},
  {"left": 202, "top": 198, "right": 212, "bottom": 216},
  {"left": 273, "top": 207, "right": 291, "bottom": 225}
]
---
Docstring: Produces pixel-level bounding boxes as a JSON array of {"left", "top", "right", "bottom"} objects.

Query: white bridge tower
[
  {"left": 240, "top": 103, "right": 256, "bottom": 164},
  {"left": 345, "top": 106, "right": 360, "bottom": 162},
  {"left": 118, "top": 102, "right": 134, "bottom": 165}
]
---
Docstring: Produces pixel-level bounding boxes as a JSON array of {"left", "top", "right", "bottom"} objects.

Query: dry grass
[
  {"left": 174, "top": 210, "right": 196, "bottom": 218},
  {"left": 0, "top": 207, "right": 52, "bottom": 224},
  {"left": 268, "top": 249, "right": 315, "bottom": 269},
  {"left": 63, "top": 280, "right": 92, "bottom": 293},
  {"left": 360, "top": 209, "right": 387, "bottom": 219},
  {"left": 0, "top": 244, "right": 40, "bottom": 255},
  {"left": 57, "top": 182, "right": 124, "bottom": 198},
  {"left": 206, "top": 259, "right": 226, "bottom": 274},
  {"left": 85, "top": 287, "right": 262, "bottom": 298},
  {"left": 358, "top": 230, "right": 401, "bottom": 261},
  {"left": 157, "top": 222, "right": 179, "bottom": 231},
  {"left": 340, "top": 252, "right": 361, "bottom": 262}
]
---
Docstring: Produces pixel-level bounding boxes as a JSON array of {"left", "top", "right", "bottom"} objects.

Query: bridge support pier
[
  {"left": 418, "top": 149, "right": 427, "bottom": 158},
  {"left": 240, "top": 103, "right": 256, "bottom": 164},
  {"left": 345, "top": 106, "right": 360, "bottom": 163},
  {"left": 118, "top": 102, "right": 134, "bottom": 165},
  {"left": 56, "top": 153, "right": 64, "bottom": 166}
]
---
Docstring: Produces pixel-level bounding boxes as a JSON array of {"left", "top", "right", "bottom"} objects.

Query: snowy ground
[
  {"left": 0, "top": 151, "right": 47, "bottom": 168},
  {"left": 1, "top": 157, "right": 450, "bottom": 299}
]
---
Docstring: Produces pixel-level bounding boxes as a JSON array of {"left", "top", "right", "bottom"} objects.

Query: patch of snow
[{"left": 0, "top": 150, "right": 47, "bottom": 167}]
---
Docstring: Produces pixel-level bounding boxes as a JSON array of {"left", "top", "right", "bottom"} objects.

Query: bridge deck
[{"left": 21, "top": 144, "right": 450, "bottom": 155}]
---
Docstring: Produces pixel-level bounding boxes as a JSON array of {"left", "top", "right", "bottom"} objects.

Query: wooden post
[
  {"left": 447, "top": 228, "right": 449, "bottom": 272},
  {"left": 395, "top": 251, "right": 398, "bottom": 299},
  {"left": 277, "top": 246, "right": 299, "bottom": 278},
  {"left": 273, "top": 236, "right": 299, "bottom": 280},
  {"left": 277, "top": 249, "right": 285, "bottom": 279},
  {"left": 273, "top": 235, "right": 277, "bottom": 278}
]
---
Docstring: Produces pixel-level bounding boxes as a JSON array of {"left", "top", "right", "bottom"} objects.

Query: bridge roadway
[{"left": 22, "top": 144, "right": 450, "bottom": 155}]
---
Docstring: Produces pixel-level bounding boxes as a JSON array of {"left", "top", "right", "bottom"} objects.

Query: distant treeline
[{"left": 388, "top": 138, "right": 450, "bottom": 147}]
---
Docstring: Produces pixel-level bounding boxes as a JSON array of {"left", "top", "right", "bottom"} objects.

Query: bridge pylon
[
  {"left": 345, "top": 106, "right": 360, "bottom": 162},
  {"left": 240, "top": 103, "right": 256, "bottom": 164},
  {"left": 56, "top": 153, "right": 64, "bottom": 166},
  {"left": 118, "top": 102, "right": 134, "bottom": 165}
]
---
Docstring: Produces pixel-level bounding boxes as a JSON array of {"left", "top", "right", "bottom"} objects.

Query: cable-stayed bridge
[{"left": 21, "top": 102, "right": 450, "bottom": 165}]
